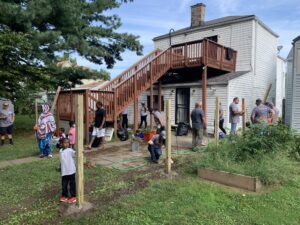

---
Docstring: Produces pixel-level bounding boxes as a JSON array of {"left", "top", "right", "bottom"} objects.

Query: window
[{"left": 147, "top": 95, "right": 164, "bottom": 111}]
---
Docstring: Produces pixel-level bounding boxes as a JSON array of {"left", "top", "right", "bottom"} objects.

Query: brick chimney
[{"left": 191, "top": 3, "right": 206, "bottom": 27}]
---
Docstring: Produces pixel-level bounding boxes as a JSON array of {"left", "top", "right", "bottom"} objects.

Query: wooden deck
[{"left": 57, "top": 39, "right": 237, "bottom": 141}]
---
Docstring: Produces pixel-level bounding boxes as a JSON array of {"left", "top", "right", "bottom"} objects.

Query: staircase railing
[
  {"left": 113, "top": 48, "right": 171, "bottom": 115},
  {"left": 100, "top": 49, "right": 161, "bottom": 92}
]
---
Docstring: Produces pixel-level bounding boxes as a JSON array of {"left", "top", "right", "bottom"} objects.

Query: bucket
[{"left": 131, "top": 141, "right": 140, "bottom": 152}]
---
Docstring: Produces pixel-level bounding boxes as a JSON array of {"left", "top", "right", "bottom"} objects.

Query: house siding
[
  {"left": 285, "top": 51, "right": 294, "bottom": 125},
  {"left": 291, "top": 40, "right": 300, "bottom": 132},
  {"left": 275, "top": 57, "right": 286, "bottom": 117},
  {"left": 228, "top": 71, "right": 253, "bottom": 127},
  {"left": 127, "top": 84, "right": 228, "bottom": 130},
  {"left": 253, "top": 21, "right": 277, "bottom": 103},
  {"left": 154, "top": 21, "right": 254, "bottom": 71}
]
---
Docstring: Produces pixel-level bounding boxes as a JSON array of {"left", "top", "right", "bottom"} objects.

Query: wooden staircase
[{"left": 57, "top": 39, "right": 237, "bottom": 140}]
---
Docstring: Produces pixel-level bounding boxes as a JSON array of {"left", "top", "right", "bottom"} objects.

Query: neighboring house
[
  {"left": 285, "top": 35, "right": 300, "bottom": 132},
  {"left": 126, "top": 3, "right": 279, "bottom": 129},
  {"left": 275, "top": 55, "right": 286, "bottom": 117},
  {"left": 57, "top": 3, "right": 282, "bottom": 140}
]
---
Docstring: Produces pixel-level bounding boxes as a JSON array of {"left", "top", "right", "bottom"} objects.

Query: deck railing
[{"left": 58, "top": 38, "right": 237, "bottom": 124}]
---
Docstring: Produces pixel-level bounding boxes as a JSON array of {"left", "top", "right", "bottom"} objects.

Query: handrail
[
  {"left": 114, "top": 48, "right": 171, "bottom": 89},
  {"left": 99, "top": 49, "right": 161, "bottom": 91}
]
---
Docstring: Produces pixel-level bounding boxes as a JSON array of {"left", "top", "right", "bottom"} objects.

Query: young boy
[
  {"left": 56, "top": 127, "right": 66, "bottom": 149},
  {"left": 59, "top": 138, "right": 76, "bottom": 204},
  {"left": 36, "top": 124, "right": 52, "bottom": 158},
  {"left": 148, "top": 132, "right": 166, "bottom": 163}
]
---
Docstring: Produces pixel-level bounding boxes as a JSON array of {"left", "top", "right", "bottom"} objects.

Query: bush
[{"left": 178, "top": 123, "right": 299, "bottom": 185}]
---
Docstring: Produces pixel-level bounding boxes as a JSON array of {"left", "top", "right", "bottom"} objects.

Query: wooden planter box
[{"left": 198, "top": 168, "right": 262, "bottom": 192}]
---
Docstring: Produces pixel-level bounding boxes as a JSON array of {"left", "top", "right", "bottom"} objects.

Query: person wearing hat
[
  {"left": 36, "top": 104, "right": 56, "bottom": 157},
  {"left": 139, "top": 102, "right": 148, "bottom": 129},
  {"left": 0, "top": 101, "right": 15, "bottom": 145}
]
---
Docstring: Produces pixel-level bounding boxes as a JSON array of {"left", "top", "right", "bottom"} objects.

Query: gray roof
[
  {"left": 207, "top": 71, "right": 250, "bottom": 84},
  {"left": 153, "top": 15, "right": 278, "bottom": 41},
  {"left": 293, "top": 35, "right": 300, "bottom": 43}
]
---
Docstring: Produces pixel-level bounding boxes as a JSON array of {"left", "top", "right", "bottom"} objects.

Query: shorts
[
  {"left": 92, "top": 127, "right": 105, "bottom": 138},
  {"left": 0, "top": 125, "right": 13, "bottom": 135}
]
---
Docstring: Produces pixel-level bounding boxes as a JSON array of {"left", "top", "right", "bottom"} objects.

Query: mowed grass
[
  {"left": 0, "top": 115, "right": 50, "bottom": 161},
  {"left": 0, "top": 154, "right": 300, "bottom": 225}
]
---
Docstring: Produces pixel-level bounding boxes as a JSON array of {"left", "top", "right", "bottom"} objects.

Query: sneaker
[
  {"left": 48, "top": 154, "right": 53, "bottom": 158},
  {"left": 39, "top": 154, "right": 44, "bottom": 158},
  {"left": 68, "top": 197, "right": 76, "bottom": 204},
  {"left": 9, "top": 139, "right": 13, "bottom": 145},
  {"left": 60, "top": 196, "right": 68, "bottom": 202}
]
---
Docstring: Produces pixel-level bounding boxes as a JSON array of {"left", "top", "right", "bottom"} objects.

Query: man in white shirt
[{"left": 139, "top": 103, "right": 148, "bottom": 129}]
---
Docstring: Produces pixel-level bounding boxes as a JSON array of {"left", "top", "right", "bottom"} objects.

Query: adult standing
[
  {"left": 139, "top": 103, "right": 148, "bottom": 129},
  {"left": 265, "top": 102, "right": 279, "bottom": 124},
  {"left": 219, "top": 102, "right": 226, "bottom": 134},
  {"left": 149, "top": 108, "right": 165, "bottom": 129},
  {"left": 191, "top": 102, "right": 206, "bottom": 148},
  {"left": 88, "top": 101, "right": 106, "bottom": 149},
  {"left": 229, "top": 97, "right": 244, "bottom": 134},
  {"left": 122, "top": 108, "right": 128, "bottom": 129},
  {"left": 37, "top": 104, "right": 56, "bottom": 157},
  {"left": 0, "top": 101, "right": 15, "bottom": 145},
  {"left": 251, "top": 99, "right": 273, "bottom": 124}
]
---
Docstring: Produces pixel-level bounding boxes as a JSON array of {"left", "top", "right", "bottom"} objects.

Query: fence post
[
  {"left": 214, "top": 97, "right": 220, "bottom": 145},
  {"left": 242, "top": 98, "right": 246, "bottom": 132},
  {"left": 165, "top": 100, "right": 172, "bottom": 174},
  {"left": 75, "top": 95, "right": 84, "bottom": 207}
]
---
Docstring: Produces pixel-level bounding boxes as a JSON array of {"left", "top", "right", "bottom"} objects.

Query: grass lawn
[
  {"left": 1, "top": 154, "right": 300, "bottom": 224},
  {"left": 0, "top": 115, "right": 43, "bottom": 161},
  {"left": 1, "top": 123, "right": 300, "bottom": 224}
]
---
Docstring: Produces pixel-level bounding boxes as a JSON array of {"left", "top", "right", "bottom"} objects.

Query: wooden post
[
  {"left": 214, "top": 97, "right": 220, "bottom": 145},
  {"left": 165, "top": 99, "right": 172, "bottom": 174},
  {"left": 202, "top": 67, "right": 207, "bottom": 116},
  {"left": 113, "top": 90, "right": 118, "bottom": 137},
  {"left": 75, "top": 95, "right": 84, "bottom": 207},
  {"left": 84, "top": 90, "right": 90, "bottom": 144},
  {"left": 150, "top": 63, "right": 154, "bottom": 130},
  {"left": 50, "top": 86, "right": 61, "bottom": 114},
  {"left": 242, "top": 98, "right": 246, "bottom": 132},
  {"left": 282, "top": 98, "right": 286, "bottom": 124},
  {"left": 56, "top": 97, "right": 61, "bottom": 134},
  {"left": 134, "top": 74, "right": 138, "bottom": 131},
  {"left": 158, "top": 79, "right": 162, "bottom": 112},
  {"left": 35, "top": 98, "right": 38, "bottom": 124},
  {"left": 263, "top": 84, "right": 272, "bottom": 103}
]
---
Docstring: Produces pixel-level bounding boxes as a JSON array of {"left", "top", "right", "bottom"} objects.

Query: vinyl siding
[
  {"left": 291, "top": 41, "right": 300, "bottom": 132},
  {"left": 275, "top": 57, "right": 286, "bottom": 117},
  {"left": 228, "top": 71, "right": 253, "bottom": 127},
  {"left": 253, "top": 21, "right": 277, "bottom": 103},
  {"left": 285, "top": 55, "right": 294, "bottom": 125},
  {"left": 154, "top": 21, "right": 254, "bottom": 71},
  {"left": 127, "top": 84, "right": 228, "bottom": 130}
]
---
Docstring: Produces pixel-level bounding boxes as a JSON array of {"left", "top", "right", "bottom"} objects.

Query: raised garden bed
[{"left": 198, "top": 168, "right": 262, "bottom": 192}]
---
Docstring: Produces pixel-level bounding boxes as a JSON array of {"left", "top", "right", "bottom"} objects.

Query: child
[
  {"left": 36, "top": 124, "right": 52, "bottom": 158},
  {"left": 59, "top": 138, "right": 76, "bottom": 204},
  {"left": 148, "top": 132, "right": 166, "bottom": 163},
  {"left": 68, "top": 121, "right": 76, "bottom": 149},
  {"left": 56, "top": 127, "right": 66, "bottom": 149}
]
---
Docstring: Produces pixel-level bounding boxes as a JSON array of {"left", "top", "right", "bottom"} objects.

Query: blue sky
[{"left": 76, "top": 0, "right": 300, "bottom": 78}]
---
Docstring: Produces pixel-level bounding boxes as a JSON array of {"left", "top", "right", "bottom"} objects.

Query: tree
[
  {"left": 0, "top": 0, "right": 143, "bottom": 68},
  {"left": 0, "top": 0, "right": 142, "bottom": 110}
]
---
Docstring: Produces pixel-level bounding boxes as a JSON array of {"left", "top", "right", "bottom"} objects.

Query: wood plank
[
  {"left": 198, "top": 168, "right": 262, "bottom": 192},
  {"left": 165, "top": 100, "right": 172, "bottom": 174},
  {"left": 214, "top": 97, "right": 220, "bottom": 144},
  {"left": 50, "top": 86, "right": 61, "bottom": 114},
  {"left": 75, "top": 95, "right": 84, "bottom": 206}
]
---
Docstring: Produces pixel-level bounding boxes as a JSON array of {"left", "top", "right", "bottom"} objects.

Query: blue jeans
[
  {"left": 230, "top": 123, "right": 237, "bottom": 134},
  {"left": 38, "top": 132, "right": 52, "bottom": 156},
  {"left": 148, "top": 144, "right": 162, "bottom": 162}
]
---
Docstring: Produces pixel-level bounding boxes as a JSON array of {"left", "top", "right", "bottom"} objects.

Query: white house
[
  {"left": 125, "top": 3, "right": 279, "bottom": 130},
  {"left": 285, "top": 35, "right": 300, "bottom": 132}
]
